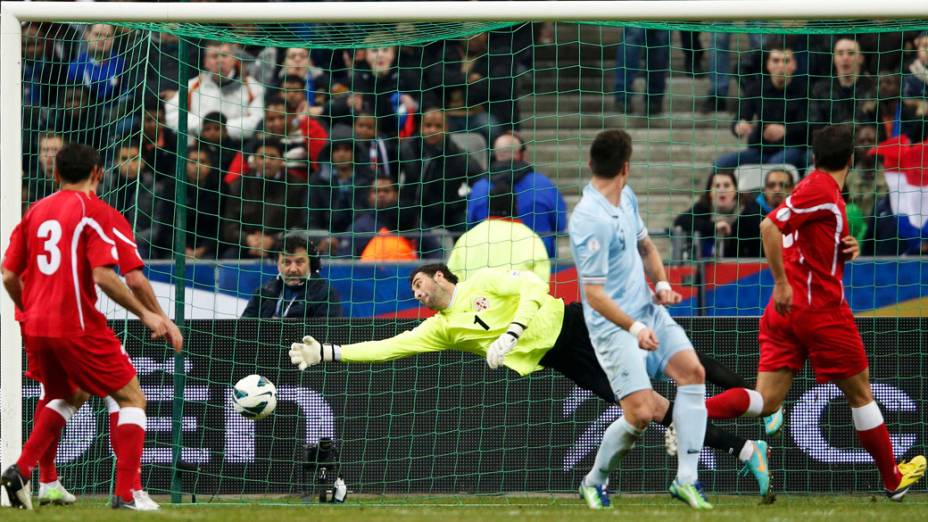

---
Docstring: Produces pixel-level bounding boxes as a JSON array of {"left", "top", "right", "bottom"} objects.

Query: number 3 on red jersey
[{"left": 36, "top": 219, "right": 62, "bottom": 275}]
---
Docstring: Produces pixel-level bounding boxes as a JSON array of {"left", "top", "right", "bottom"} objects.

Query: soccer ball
[{"left": 231, "top": 375, "right": 277, "bottom": 420}]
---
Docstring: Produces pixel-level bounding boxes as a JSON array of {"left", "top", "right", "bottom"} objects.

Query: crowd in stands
[{"left": 19, "top": 20, "right": 928, "bottom": 291}]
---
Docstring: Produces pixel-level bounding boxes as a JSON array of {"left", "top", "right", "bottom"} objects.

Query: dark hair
[
  {"left": 56, "top": 143, "right": 100, "bottom": 183},
  {"left": 254, "top": 138, "right": 284, "bottom": 156},
  {"left": 118, "top": 140, "right": 141, "bottom": 152},
  {"left": 265, "top": 94, "right": 286, "bottom": 109},
  {"left": 589, "top": 129, "right": 632, "bottom": 179},
  {"left": 409, "top": 263, "right": 459, "bottom": 286},
  {"left": 280, "top": 74, "right": 306, "bottom": 87},
  {"left": 202, "top": 111, "right": 227, "bottom": 127},
  {"left": 276, "top": 233, "right": 321, "bottom": 273},
  {"left": 764, "top": 168, "right": 794, "bottom": 187},
  {"left": 697, "top": 170, "right": 738, "bottom": 208},
  {"left": 813, "top": 124, "right": 854, "bottom": 171}
]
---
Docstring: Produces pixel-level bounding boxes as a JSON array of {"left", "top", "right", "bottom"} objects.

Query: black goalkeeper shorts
[{"left": 539, "top": 302, "right": 618, "bottom": 404}]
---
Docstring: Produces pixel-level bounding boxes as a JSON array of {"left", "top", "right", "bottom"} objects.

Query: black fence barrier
[{"left": 17, "top": 318, "right": 927, "bottom": 496}]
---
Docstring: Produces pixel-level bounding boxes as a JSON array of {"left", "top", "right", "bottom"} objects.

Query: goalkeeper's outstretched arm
[{"left": 290, "top": 317, "right": 449, "bottom": 370}]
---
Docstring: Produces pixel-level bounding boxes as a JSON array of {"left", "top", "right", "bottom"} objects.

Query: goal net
[{"left": 2, "top": 3, "right": 927, "bottom": 504}]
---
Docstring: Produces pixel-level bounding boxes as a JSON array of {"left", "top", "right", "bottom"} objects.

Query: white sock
[
  {"left": 745, "top": 389, "right": 764, "bottom": 417},
  {"left": 583, "top": 417, "right": 644, "bottom": 486},
  {"left": 738, "top": 441, "right": 754, "bottom": 462},
  {"left": 674, "top": 384, "right": 707, "bottom": 484}
]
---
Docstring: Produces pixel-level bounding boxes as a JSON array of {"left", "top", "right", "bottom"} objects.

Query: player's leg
[
  {"left": 579, "top": 329, "right": 656, "bottom": 509},
  {"left": 36, "top": 388, "right": 87, "bottom": 505},
  {"left": 59, "top": 330, "right": 151, "bottom": 510},
  {"left": 107, "top": 377, "right": 148, "bottom": 508},
  {"left": 657, "top": 394, "right": 771, "bottom": 498},
  {"left": 699, "top": 352, "right": 785, "bottom": 434},
  {"left": 834, "top": 369, "right": 926, "bottom": 499},
  {"left": 104, "top": 395, "right": 153, "bottom": 508},
  {"left": 2, "top": 338, "right": 76, "bottom": 510}
]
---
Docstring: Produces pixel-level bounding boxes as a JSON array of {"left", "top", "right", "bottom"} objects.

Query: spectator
[
  {"left": 614, "top": 28, "right": 670, "bottom": 115},
  {"left": 275, "top": 82, "right": 329, "bottom": 174},
  {"left": 198, "top": 111, "right": 237, "bottom": 176},
  {"left": 865, "top": 74, "right": 926, "bottom": 143},
  {"left": 241, "top": 234, "right": 342, "bottom": 319},
  {"left": 673, "top": 171, "right": 754, "bottom": 258},
  {"left": 22, "top": 22, "right": 66, "bottom": 108},
  {"left": 399, "top": 108, "right": 482, "bottom": 232},
  {"left": 328, "top": 43, "right": 421, "bottom": 138},
  {"left": 903, "top": 32, "right": 928, "bottom": 102},
  {"left": 146, "top": 31, "right": 198, "bottom": 103},
  {"left": 309, "top": 128, "right": 373, "bottom": 252},
  {"left": 221, "top": 139, "right": 307, "bottom": 259},
  {"left": 425, "top": 32, "right": 510, "bottom": 145},
  {"left": 350, "top": 111, "right": 399, "bottom": 180},
  {"left": 275, "top": 48, "right": 330, "bottom": 111},
  {"left": 809, "top": 38, "right": 876, "bottom": 132},
  {"left": 67, "top": 24, "right": 125, "bottom": 104},
  {"left": 27, "top": 132, "right": 64, "bottom": 204},
  {"left": 714, "top": 44, "right": 809, "bottom": 172},
  {"left": 735, "top": 168, "right": 795, "bottom": 257},
  {"left": 466, "top": 131, "right": 567, "bottom": 257},
  {"left": 165, "top": 41, "right": 266, "bottom": 140},
  {"left": 348, "top": 176, "right": 420, "bottom": 261},
  {"left": 140, "top": 99, "right": 177, "bottom": 177},
  {"left": 182, "top": 149, "right": 222, "bottom": 259},
  {"left": 99, "top": 141, "right": 170, "bottom": 258},
  {"left": 700, "top": 32, "right": 765, "bottom": 113},
  {"left": 449, "top": 176, "right": 550, "bottom": 283},
  {"left": 43, "top": 83, "right": 109, "bottom": 152}
]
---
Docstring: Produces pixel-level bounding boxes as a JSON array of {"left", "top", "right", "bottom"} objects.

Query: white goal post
[{"left": 1, "top": 0, "right": 927, "bottom": 505}]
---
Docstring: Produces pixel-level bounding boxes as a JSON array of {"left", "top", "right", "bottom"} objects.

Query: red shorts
[
  {"left": 24, "top": 329, "right": 136, "bottom": 399},
  {"left": 758, "top": 303, "right": 868, "bottom": 383}
]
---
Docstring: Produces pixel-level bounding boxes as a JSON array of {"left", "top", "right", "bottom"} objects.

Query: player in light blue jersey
[{"left": 569, "top": 129, "right": 711, "bottom": 510}]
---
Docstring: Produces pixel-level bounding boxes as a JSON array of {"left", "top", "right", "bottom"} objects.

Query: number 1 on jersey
[{"left": 474, "top": 315, "right": 490, "bottom": 331}]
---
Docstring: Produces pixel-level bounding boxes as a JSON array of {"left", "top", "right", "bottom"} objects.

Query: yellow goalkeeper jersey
[{"left": 340, "top": 267, "right": 566, "bottom": 375}]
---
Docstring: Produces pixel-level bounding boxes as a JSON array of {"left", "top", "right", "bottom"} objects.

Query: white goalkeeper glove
[
  {"left": 486, "top": 323, "right": 525, "bottom": 369},
  {"left": 289, "top": 335, "right": 339, "bottom": 370}
]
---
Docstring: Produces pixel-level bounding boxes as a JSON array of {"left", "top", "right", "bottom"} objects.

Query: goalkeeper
[{"left": 289, "top": 264, "right": 772, "bottom": 496}]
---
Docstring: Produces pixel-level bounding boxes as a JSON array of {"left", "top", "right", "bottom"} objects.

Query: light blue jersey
[
  {"left": 569, "top": 182, "right": 693, "bottom": 399},
  {"left": 570, "top": 183, "right": 652, "bottom": 336}
]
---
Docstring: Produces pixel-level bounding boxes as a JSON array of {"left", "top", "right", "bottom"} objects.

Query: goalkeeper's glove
[
  {"left": 289, "top": 335, "right": 339, "bottom": 370},
  {"left": 486, "top": 323, "right": 525, "bottom": 369}
]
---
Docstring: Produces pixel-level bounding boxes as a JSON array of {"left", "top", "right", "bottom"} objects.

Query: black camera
[{"left": 302, "top": 437, "right": 344, "bottom": 503}]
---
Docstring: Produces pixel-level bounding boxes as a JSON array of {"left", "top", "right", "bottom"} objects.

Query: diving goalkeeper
[{"left": 289, "top": 264, "right": 771, "bottom": 495}]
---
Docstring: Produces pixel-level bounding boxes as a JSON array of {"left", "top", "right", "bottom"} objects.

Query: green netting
[{"left": 12, "top": 17, "right": 928, "bottom": 507}]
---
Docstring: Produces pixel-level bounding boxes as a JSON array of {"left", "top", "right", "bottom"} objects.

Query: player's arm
[
  {"left": 760, "top": 217, "right": 792, "bottom": 314},
  {"left": 124, "top": 269, "right": 183, "bottom": 351},
  {"left": 93, "top": 266, "right": 170, "bottom": 340},
  {"left": 482, "top": 269, "right": 549, "bottom": 330},
  {"left": 289, "top": 316, "right": 448, "bottom": 370},
  {"left": 1, "top": 267, "right": 24, "bottom": 311},
  {"left": 472, "top": 269, "right": 551, "bottom": 369},
  {"left": 2, "top": 223, "right": 27, "bottom": 311},
  {"left": 582, "top": 283, "right": 658, "bottom": 350},
  {"left": 637, "top": 236, "right": 681, "bottom": 305}
]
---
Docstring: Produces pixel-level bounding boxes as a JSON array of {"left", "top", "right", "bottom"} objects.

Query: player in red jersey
[
  {"left": 1, "top": 143, "right": 179, "bottom": 510},
  {"left": 702, "top": 125, "right": 925, "bottom": 500},
  {"left": 30, "top": 202, "right": 182, "bottom": 509}
]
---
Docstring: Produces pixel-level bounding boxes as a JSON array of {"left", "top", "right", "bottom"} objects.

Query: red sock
[
  {"left": 706, "top": 388, "right": 751, "bottom": 419},
  {"left": 113, "top": 408, "right": 146, "bottom": 502},
  {"left": 857, "top": 424, "right": 902, "bottom": 490},
  {"left": 34, "top": 398, "right": 59, "bottom": 484},
  {"left": 17, "top": 402, "right": 71, "bottom": 478},
  {"left": 109, "top": 409, "right": 142, "bottom": 491}
]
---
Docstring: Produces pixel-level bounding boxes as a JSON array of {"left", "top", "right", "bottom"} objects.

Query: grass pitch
[{"left": 3, "top": 494, "right": 927, "bottom": 521}]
